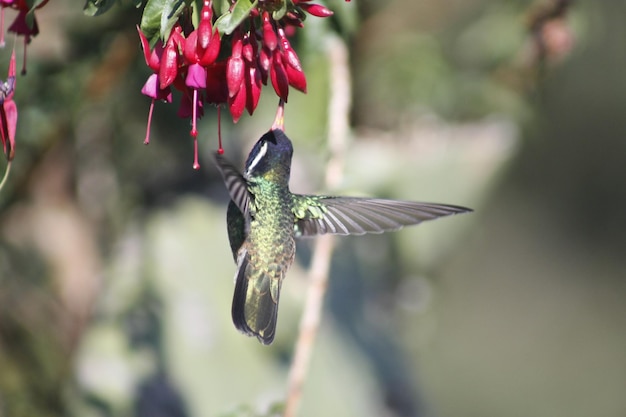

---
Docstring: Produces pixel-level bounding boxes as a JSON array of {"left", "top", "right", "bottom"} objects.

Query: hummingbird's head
[{"left": 244, "top": 129, "right": 294, "bottom": 179}]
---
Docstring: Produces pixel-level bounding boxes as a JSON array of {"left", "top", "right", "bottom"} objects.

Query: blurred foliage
[{"left": 1, "top": 1, "right": 625, "bottom": 417}]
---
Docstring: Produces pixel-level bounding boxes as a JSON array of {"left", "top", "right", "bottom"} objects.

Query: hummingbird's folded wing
[
  {"left": 214, "top": 153, "right": 250, "bottom": 215},
  {"left": 292, "top": 195, "right": 471, "bottom": 237}
]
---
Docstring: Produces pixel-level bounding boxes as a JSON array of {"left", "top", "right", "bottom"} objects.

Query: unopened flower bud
[
  {"left": 300, "top": 3, "right": 334, "bottom": 17},
  {"left": 262, "top": 11, "right": 278, "bottom": 51},
  {"left": 270, "top": 50, "right": 289, "bottom": 101},
  {"left": 226, "top": 56, "right": 245, "bottom": 97}
]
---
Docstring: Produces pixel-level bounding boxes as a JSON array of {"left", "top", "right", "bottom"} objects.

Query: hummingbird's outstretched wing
[
  {"left": 226, "top": 201, "right": 246, "bottom": 261},
  {"left": 214, "top": 153, "right": 250, "bottom": 215},
  {"left": 292, "top": 195, "right": 471, "bottom": 236},
  {"left": 215, "top": 154, "right": 251, "bottom": 261}
]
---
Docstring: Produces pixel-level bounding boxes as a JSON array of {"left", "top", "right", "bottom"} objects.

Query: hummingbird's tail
[{"left": 231, "top": 250, "right": 281, "bottom": 345}]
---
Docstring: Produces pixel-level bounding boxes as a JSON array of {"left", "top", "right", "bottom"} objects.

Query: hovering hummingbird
[{"left": 214, "top": 129, "right": 471, "bottom": 345}]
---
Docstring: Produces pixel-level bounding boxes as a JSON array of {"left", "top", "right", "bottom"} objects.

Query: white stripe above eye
[{"left": 245, "top": 141, "right": 268, "bottom": 176}]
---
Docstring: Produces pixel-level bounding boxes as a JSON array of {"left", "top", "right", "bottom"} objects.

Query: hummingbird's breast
[{"left": 246, "top": 181, "right": 296, "bottom": 277}]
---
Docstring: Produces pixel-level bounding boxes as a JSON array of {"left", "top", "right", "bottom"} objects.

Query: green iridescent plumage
[{"left": 215, "top": 129, "right": 471, "bottom": 345}]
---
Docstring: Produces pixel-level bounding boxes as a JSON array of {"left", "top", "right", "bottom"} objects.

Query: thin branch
[
  {"left": 0, "top": 160, "right": 11, "bottom": 193},
  {"left": 284, "top": 34, "right": 352, "bottom": 417}
]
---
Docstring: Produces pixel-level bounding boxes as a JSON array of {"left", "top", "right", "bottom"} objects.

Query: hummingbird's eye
[{"left": 246, "top": 141, "right": 269, "bottom": 176}]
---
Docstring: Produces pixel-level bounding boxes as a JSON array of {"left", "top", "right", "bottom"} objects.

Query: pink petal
[
  {"left": 1, "top": 99, "right": 16, "bottom": 161},
  {"left": 199, "top": 29, "right": 220, "bottom": 66},
  {"left": 186, "top": 63, "right": 207, "bottom": 89},
  {"left": 184, "top": 30, "right": 199, "bottom": 64}
]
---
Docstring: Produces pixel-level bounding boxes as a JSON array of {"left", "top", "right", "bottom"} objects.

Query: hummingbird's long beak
[{"left": 271, "top": 99, "right": 285, "bottom": 131}]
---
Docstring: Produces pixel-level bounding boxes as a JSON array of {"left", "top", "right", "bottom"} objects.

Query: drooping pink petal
[
  {"left": 199, "top": 29, "right": 220, "bottom": 66},
  {"left": 186, "top": 63, "right": 207, "bottom": 89},
  {"left": 159, "top": 42, "right": 179, "bottom": 89},
  {"left": 141, "top": 74, "right": 172, "bottom": 101},
  {"left": 1, "top": 99, "right": 17, "bottom": 161},
  {"left": 183, "top": 30, "right": 199, "bottom": 64},
  {"left": 159, "top": 26, "right": 183, "bottom": 90},
  {"left": 137, "top": 26, "right": 162, "bottom": 71},
  {"left": 141, "top": 73, "right": 160, "bottom": 98},
  {"left": 7, "top": 48, "right": 15, "bottom": 79}
]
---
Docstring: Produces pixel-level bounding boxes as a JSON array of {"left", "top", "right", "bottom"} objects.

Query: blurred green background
[{"left": 1, "top": 1, "right": 625, "bottom": 416}]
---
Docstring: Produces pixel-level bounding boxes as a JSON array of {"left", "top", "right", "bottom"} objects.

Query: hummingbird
[{"left": 214, "top": 129, "right": 471, "bottom": 345}]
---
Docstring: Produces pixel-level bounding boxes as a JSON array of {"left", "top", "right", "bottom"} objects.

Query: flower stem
[
  {"left": 21, "top": 37, "right": 27, "bottom": 75},
  {"left": 284, "top": 34, "right": 351, "bottom": 417},
  {"left": 144, "top": 99, "right": 155, "bottom": 145},
  {"left": 217, "top": 106, "right": 224, "bottom": 155},
  {"left": 0, "top": 160, "right": 11, "bottom": 193}
]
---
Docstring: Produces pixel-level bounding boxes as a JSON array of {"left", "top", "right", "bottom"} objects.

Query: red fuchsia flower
[
  {"left": 0, "top": 49, "right": 17, "bottom": 161},
  {"left": 134, "top": 0, "right": 350, "bottom": 167},
  {"left": 222, "top": 27, "right": 260, "bottom": 123},
  {"left": 2, "top": 0, "right": 49, "bottom": 74},
  {"left": 277, "top": 27, "right": 306, "bottom": 93},
  {"left": 182, "top": 0, "right": 221, "bottom": 168},
  {"left": 243, "top": 32, "right": 262, "bottom": 117},
  {"left": 137, "top": 26, "right": 174, "bottom": 146},
  {"left": 159, "top": 24, "right": 185, "bottom": 91}
]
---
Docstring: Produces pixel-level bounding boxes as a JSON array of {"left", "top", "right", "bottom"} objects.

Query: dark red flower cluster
[
  {"left": 0, "top": 0, "right": 49, "bottom": 75},
  {"left": 138, "top": 0, "right": 341, "bottom": 169}
]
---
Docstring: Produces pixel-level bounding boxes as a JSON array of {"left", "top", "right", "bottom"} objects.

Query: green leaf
[
  {"left": 214, "top": 0, "right": 231, "bottom": 17},
  {"left": 28, "top": 0, "right": 50, "bottom": 10},
  {"left": 140, "top": 0, "right": 186, "bottom": 45},
  {"left": 160, "top": 0, "right": 186, "bottom": 40},
  {"left": 83, "top": 0, "right": 117, "bottom": 17},
  {"left": 215, "top": 0, "right": 257, "bottom": 36}
]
